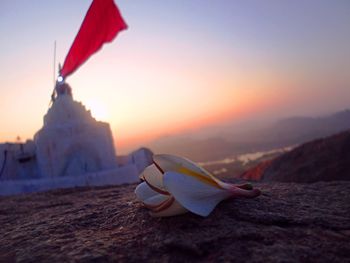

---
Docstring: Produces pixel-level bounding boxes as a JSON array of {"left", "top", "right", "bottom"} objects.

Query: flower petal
[
  {"left": 153, "top": 154, "right": 221, "bottom": 188},
  {"left": 154, "top": 154, "right": 209, "bottom": 176},
  {"left": 134, "top": 181, "right": 158, "bottom": 202},
  {"left": 143, "top": 194, "right": 169, "bottom": 209},
  {"left": 140, "top": 164, "right": 169, "bottom": 195},
  {"left": 135, "top": 182, "right": 180, "bottom": 213},
  {"left": 136, "top": 155, "right": 261, "bottom": 218},
  {"left": 154, "top": 154, "right": 258, "bottom": 191},
  {"left": 150, "top": 199, "right": 188, "bottom": 217},
  {"left": 163, "top": 171, "right": 232, "bottom": 217}
]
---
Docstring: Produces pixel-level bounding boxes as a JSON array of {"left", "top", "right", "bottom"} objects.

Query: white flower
[{"left": 135, "top": 154, "right": 261, "bottom": 217}]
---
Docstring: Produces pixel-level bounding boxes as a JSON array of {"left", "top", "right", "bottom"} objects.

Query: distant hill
[
  {"left": 257, "top": 109, "right": 350, "bottom": 147},
  {"left": 148, "top": 109, "right": 350, "bottom": 162},
  {"left": 240, "top": 130, "right": 350, "bottom": 183}
]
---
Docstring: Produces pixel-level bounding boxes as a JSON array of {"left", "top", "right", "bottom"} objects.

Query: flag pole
[
  {"left": 53, "top": 40, "right": 56, "bottom": 86},
  {"left": 49, "top": 41, "right": 57, "bottom": 108}
]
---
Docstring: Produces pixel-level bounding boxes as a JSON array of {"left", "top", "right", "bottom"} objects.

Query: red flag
[{"left": 60, "top": 0, "right": 127, "bottom": 78}]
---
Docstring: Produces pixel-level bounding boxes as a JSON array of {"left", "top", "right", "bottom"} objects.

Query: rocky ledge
[{"left": 1, "top": 181, "right": 349, "bottom": 262}]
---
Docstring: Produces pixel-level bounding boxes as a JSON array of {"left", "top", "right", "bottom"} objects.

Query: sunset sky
[{"left": 1, "top": 0, "right": 350, "bottom": 153}]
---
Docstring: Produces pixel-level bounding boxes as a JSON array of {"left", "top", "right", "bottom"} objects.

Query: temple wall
[
  {"left": 0, "top": 165, "right": 139, "bottom": 196},
  {"left": 0, "top": 141, "right": 38, "bottom": 180},
  {"left": 35, "top": 120, "right": 118, "bottom": 178}
]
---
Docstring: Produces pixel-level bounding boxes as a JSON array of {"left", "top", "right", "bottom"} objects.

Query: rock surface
[
  {"left": 1, "top": 181, "right": 349, "bottom": 262},
  {"left": 241, "top": 130, "right": 350, "bottom": 183}
]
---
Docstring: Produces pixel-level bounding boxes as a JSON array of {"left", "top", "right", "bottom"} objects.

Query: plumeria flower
[{"left": 135, "top": 154, "right": 261, "bottom": 217}]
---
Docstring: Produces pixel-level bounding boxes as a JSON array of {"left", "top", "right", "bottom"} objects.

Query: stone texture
[{"left": 0, "top": 181, "right": 349, "bottom": 262}]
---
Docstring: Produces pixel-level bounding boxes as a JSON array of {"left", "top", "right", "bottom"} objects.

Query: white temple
[{"left": 0, "top": 82, "right": 152, "bottom": 195}]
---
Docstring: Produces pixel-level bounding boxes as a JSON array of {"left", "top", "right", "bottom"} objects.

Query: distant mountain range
[
  {"left": 147, "top": 109, "right": 350, "bottom": 162},
  {"left": 240, "top": 129, "right": 350, "bottom": 183}
]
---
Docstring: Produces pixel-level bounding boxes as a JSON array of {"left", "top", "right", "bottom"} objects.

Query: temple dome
[{"left": 44, "top": 93, "right": 94, "bottom": 126}]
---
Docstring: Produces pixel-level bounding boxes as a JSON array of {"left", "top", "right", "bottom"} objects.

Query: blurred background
[{"left": 1, "top": 0, "right": 349, "bottom": 171}]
